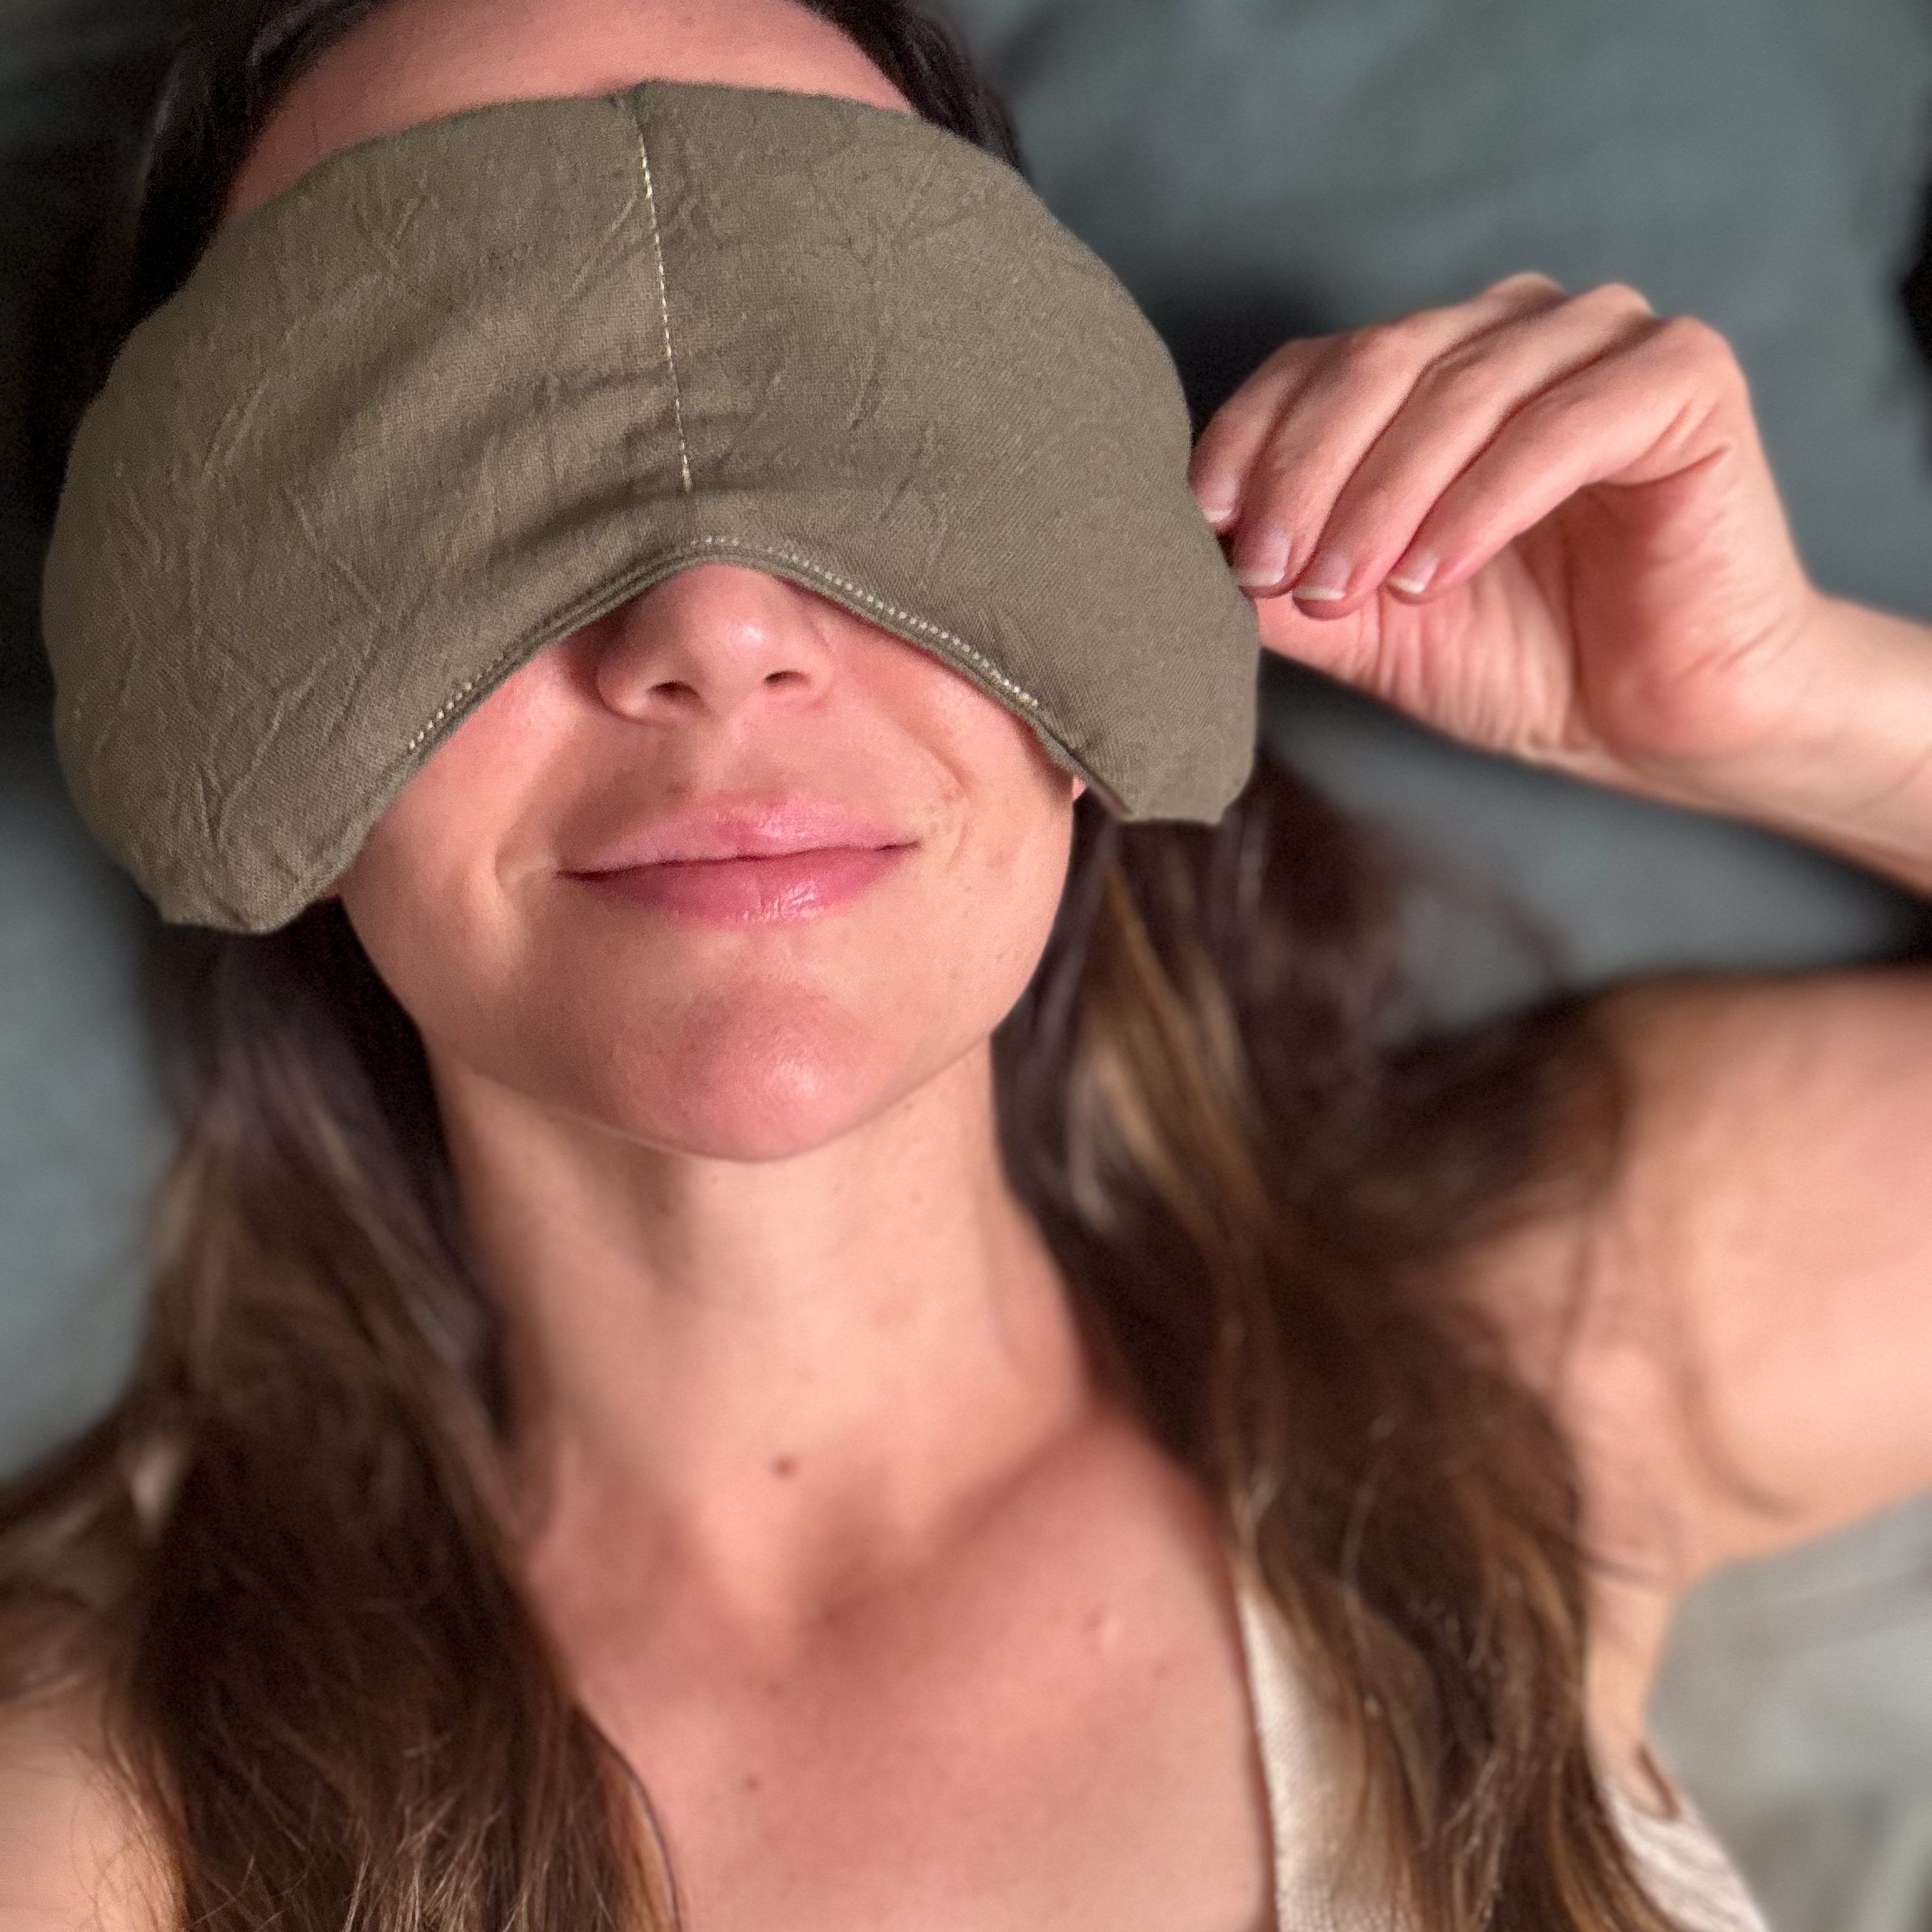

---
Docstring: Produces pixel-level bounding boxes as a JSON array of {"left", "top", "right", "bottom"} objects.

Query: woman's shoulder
[{"left": 0, "top": 1694, "right": 167, "bottom": 1932}]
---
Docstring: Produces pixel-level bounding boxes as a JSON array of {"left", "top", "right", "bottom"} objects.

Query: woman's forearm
[{"left": 1660, "top": 596, "right": 1932, "bottom": 898}]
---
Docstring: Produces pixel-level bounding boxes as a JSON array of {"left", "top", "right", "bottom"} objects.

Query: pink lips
[{"left": 564, "top": 800, "right": 916, "bottom": 925}]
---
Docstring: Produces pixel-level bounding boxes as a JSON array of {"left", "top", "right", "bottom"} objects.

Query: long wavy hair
[{"left": 3, "top": 3, "right": 1675, "bottom": 1927}]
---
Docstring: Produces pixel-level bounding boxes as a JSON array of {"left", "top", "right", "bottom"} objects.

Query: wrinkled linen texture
[{"left": 41, "top": 79, "right": 1261, "bottom": 931}]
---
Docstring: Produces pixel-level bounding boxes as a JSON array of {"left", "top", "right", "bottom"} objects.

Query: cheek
[
  {"left": 918, "top": 788, "right": 1074, "bottom": 1029},
  {"left": 840, "top": 674, "right": 1078, "bottom": 1054},
  {"left": 336, "top": 815, "right": 525, "bottom": 1081},
  {"left": 334, "top": 670, "right": 567, "bottom": 1052}
]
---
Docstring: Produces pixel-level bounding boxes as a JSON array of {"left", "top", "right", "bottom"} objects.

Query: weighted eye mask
[{"left": 41, "top": 79, "right": 1260, "bottom": 933}]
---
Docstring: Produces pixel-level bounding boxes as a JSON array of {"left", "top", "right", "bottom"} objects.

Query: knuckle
[
  {"left": 1202, "top": 341, "right": 1322, "bottom": 437},
  {"left": 1521, "top": 379, "right": 1602, "bottom": 435},
  {"left": 1574, "top": 279, "right": 1656, "bottom": 319},
  {"left": 1340, "top": 318, "right": 1431, "bottom": 385},
  {"left": 1340, "top": 477, "right": 1410, "bottom": 535},
  {"left": 1251, "top": 444, "right": 1365, "bottom": 532},
  {"left": 1197, "top": 388, "right": 1276, "bottom": 450},
  {"left": 1492, "top": 269, "right": 1567, "bottom": 303},
  {"left": 1273, "top": 331, "right": 1340, "bottom": 373},
  {"left": 1189, "top": 417, "right": 1247, "bottom": 473},
  {"left": 1245, "top": 334, "right": 1334, "bottom": 400},
  {"left": 1247, "top": 466, "right": 1324, "bottom": 533},
  {"left": 1412, "top": 341, "right": 1510, "bottom": 413},
  {"left": 1653, "top": 311, "right": 1734, "bottom": 364},
  {"left": 1649, "top": 313, "right": 1750, "bottom": 395}
]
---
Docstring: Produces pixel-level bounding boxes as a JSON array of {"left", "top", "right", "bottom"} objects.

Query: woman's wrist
[{"left": 1621, "top": 593, "right": 1932, "bottom": 896}]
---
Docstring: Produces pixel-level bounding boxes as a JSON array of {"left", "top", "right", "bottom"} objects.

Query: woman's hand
[{"left": 1188, "top": 274, "right": 1867, "bottom": 810}]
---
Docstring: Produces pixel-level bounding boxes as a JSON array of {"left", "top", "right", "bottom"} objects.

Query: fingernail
[
  {"left": 1234, "top": 527, "right": 1293, "bottom": 590},
  {"left": 1194, "top": 476, "right": 1240, "bottom": 525},
  {"left": 1387, "top": 548, "right": 1439, "bottom": 596},
  {"left": 1291, "top": 549, "right": 1351, "bottom": 603}
]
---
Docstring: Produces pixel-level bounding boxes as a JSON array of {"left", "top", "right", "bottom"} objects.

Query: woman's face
[{"left": 232, "top": 0, "right": 1086, "bottom": 1162}]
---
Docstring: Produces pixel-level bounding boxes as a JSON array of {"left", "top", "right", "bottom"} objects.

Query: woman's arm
[
  {"left": 1625, "top": 592, "right": 1932, "bottom": 896},
  {"left": 1446, "top": 960, "right": 1932, "bottom": 1785},
  {"left": 1464, "top": 963, "right": 1932, "bottom": 1581},
  {"left": 1188, "top": 276, "right": 1932, "bottom": 1588}
]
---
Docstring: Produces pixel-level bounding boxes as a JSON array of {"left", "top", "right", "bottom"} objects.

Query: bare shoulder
[{"left": 0, "top": 1696, "right": 167, "bottom": 1932}]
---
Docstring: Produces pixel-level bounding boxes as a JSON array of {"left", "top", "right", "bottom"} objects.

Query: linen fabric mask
[{"left": 41, "top": 78, "right": 1262, "bottom": 933}]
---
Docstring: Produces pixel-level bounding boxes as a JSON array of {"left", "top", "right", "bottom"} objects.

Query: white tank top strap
[
  {"left": 1598, "top": 1776, "right": 1774, "bottom": 1932},
  {"left": 1228, "top": 1553, "right": 1772, "bottom": 1932},
  {"left": 1230, "top": 1551, "right": 1409, "bottom": 1932}
]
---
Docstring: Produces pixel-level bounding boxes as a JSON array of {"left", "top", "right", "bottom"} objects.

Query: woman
[{"left": 3, "top": 0, "right": 1930, "bottom": 1927}]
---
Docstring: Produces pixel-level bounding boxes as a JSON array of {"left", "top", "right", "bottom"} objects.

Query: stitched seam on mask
[
  {"left": 633, "top": 117, "right": 694, "bottom": 493},
  {"left": 406, "top": 670, "right": 493, "bottom": 753},
  {"left": 684, "top": 535, "right": 1045, "bottom": 711},
  {"left": 400, "top": 537, "right": 1051, "bottom": 759}
]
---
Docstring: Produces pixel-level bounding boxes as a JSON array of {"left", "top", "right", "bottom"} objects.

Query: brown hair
[{"left": 4, "top": 3, "right": 1678, "bottom": 1927}]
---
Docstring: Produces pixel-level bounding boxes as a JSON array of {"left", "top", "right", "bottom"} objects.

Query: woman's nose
[{"left": 589, "top": 562, "right": 835, "bottom": 723}]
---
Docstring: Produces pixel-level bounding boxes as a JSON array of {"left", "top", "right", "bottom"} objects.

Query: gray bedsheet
[{"left": 5, "top": 3, "right": 1932, "bottom": 1924}]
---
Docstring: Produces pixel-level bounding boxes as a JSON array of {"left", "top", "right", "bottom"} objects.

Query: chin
[{"left": 563, "top": 983, "right": 929, "bottom": 1162}]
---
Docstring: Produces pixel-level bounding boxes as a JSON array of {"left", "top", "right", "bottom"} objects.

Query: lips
[
  {"left": 567, "top": 798, "right": 913, "bottom": 871},
  {"left": 564, "top": 798, "right": 917, "bottom": 925}
]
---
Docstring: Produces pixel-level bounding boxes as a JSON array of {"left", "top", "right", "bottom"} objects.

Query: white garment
[{"left": 1231, "top": 1559, "right": 1772, "bottom": 1932}]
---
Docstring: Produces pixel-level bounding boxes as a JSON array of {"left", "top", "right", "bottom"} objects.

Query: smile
[{"left": 571, "top": 844, "right": 914, "bottom": 924}]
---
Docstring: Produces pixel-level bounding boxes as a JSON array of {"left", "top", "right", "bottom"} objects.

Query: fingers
[
  {"left": 1273, "top": 285, "right": 1660, "bottom": 607},
  {"left": 1191, "top": 276, "right": 1750, "bottom": 619},
  {"left": 1381, "top": 315, "right": 1756, "bottom": 602},
  {"left": 1189, "top": 272, "right": 1566, "bottom": 569},
  {"left": 1186, "top": 341, "right": 1335, "bottom": 526}
]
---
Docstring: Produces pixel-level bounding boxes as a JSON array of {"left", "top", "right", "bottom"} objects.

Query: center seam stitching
[{"left": 632, "top": 110, "right": 694, "bottom": 494}]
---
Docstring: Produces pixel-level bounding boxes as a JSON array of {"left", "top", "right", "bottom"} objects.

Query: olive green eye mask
[{"left": 41, "top": 78, "right": 1260, "bottom": 933}]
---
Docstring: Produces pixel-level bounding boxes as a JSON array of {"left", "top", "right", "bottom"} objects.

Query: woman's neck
[{"left": 431, "top": 1039, "right": 1099, "bottom": 1641}]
